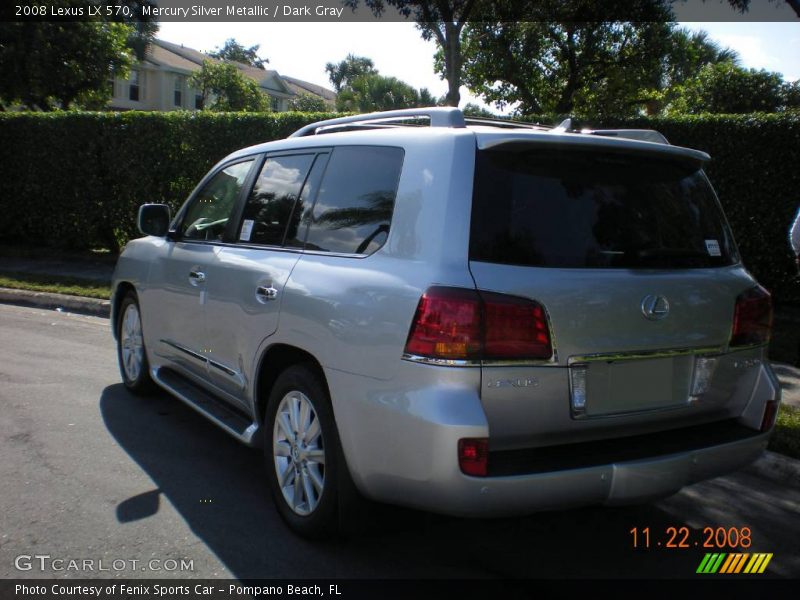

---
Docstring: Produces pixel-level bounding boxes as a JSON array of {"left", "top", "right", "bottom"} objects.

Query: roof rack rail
[
  {"left": 461, "top": 116, "right": 552, "bottom": 130},
  {"left": 289, "top": 107, "right": 466, "bottom": 138}
]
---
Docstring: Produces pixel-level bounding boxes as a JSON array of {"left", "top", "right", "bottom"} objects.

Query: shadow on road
[{"left": 100, "top": 383, "right": 770, "bottom": 580}]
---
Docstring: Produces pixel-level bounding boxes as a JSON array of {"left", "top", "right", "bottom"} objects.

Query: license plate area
[{"left": 569, "top": 355, "right": 694, "bottom": 419}]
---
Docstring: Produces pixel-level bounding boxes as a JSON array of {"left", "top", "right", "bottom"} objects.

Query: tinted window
[
  {"left": 181, "top": 160, "right": 253, "bottom": 241},
  {"left": 238, "top": 154, "right": 315, "bottom": 246},
  {"left": 470, "top": 149, "right": 738, "bottom": 269},
  {"left": 305, "top": 146, "right": 403, "bottom": 255}
]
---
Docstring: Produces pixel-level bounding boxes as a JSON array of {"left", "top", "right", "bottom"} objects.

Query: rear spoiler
[
  {"left": 477, "top": 131, "right": 710, "bottom": 165},
  {"left": 583, "top": 129, "right": 670, "bottom": 145}
]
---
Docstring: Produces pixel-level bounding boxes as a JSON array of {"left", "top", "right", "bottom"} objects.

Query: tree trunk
[{"left": 444, "top": 22, "right": 461, "bottom": 107}]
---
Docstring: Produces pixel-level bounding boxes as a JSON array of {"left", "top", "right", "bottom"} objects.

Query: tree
[
  {"left": 325, "top": 54, "right": 378, "bottom": 92},
  {"left": 0, "top": 21, "right": 135, "bottom": 110},
  {"left": 335, "top": 74, "right": 436, "bottom": 112},
  {"left": 343, "top": 1, "right": 479, "bottom": 107},
  {"left": 209, "top": 38, "right": 268, "bottom": 69},
  {"left": 289, "top": 93, "right": 329, "bottom": 112},
  {"left": 720, "top": 0, "right": 800, "bottom": 18},
  {"left": 665, "top": 63, "right": 794, "bottom": 114},
  {"left": 336, "top": 74, "right": 427, "bottom": 112},
  {"left": 190, "top": 61, "right": 270, "bottom": 112},
  {"left": 0, "top": 0, "right": 158, "bottom": 110},
  {"left": 457, "top": 16, "right": 675, "bottom": 117}
]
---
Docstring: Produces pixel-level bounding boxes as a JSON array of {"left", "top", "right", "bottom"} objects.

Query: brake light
[
  {"left": 731, "top": 285, "right": 772, "bottom": 347},
  {"left": 404, "top": 287, "right": 552, "bottom": 361},
  {"left": 761, "top": 400, "right": 778, "bottom": 432},
  {"left": 458, "top": 438, "right": 489, "bottom": 476},
  {"left": 403, "top": 287, "right": 482, "bottom": 360}
]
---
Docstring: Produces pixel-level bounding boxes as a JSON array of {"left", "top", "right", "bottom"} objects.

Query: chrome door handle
[
  {"left": 256, "top": 285, "right": 278, "bottom": 302},
  {"left": 189, "top": 270, "right": 206, "bottom": 285}
]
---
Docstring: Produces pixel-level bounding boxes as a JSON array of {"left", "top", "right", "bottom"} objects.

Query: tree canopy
[
  {"left": 336, "top": 73, "right": 434, "bottom": 112},
  {"left": 343, "top": 1, "right": 479, "bottom": 106},
  {"left": 190, "top": 61, "right": 270, "bottom": 112},
  {"left": 0, "top": 21, "right": 135, "bottom": 110},
  {"left": 289, "top": 93, "right": 329, "bottom": 112},
  {"left": 209, "top": 38, "right": 269, "bottom": 70},
  {"left": 665, "top": 63, "right": 800, "bottom": 114},
  {"left": 0, "top": 0, "right": 158, "bottom": 110},
  {"left": 325, "top": 54, "right": 378, "bottom": 92}
]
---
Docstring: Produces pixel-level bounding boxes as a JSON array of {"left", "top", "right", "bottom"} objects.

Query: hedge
[
  {"left": 0, "top": 111, "right": 337, "bottom": 253},
  {"left": 0, "top": 110, "right": 798, "bottom": 303}
]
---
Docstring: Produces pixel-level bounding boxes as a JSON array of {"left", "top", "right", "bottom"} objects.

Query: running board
[{"left": 152, "top": 368, "right": 261, "bottom": 447}]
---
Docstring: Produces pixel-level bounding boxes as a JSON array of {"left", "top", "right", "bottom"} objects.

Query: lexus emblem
[{"left": 641, "top": 295, "right": 670, "bottom": 320}]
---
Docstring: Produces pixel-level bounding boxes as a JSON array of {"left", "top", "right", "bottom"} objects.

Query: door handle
[
  {"left": 189, "top": 270, "right": 206, "bottom": 285},
  {"left": 256, "top": 285, "right": 278, "bottom": 302}
]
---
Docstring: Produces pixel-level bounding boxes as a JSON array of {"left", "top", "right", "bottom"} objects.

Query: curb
[{"left": 0, "top": 287, "right": 110, "bottom": 318}]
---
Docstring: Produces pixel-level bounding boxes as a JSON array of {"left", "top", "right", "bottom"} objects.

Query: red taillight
[
  {"left": 482, "top": 291, "right": 552, "bottom": 359},
  {"left": 458, "top": 438, "right": 488, "bottom": 476},
  {"left": 404, "top": 287, "right": 552, "bottom": 361},
  {"left": 761, "top": 400, "right": 778, "bottom": 432},
  {"left": 731, "top": 285, "right": 772, "bottom": 347},
  {"left": 403, "top": 287, "right": 483, "bottom": 360}
]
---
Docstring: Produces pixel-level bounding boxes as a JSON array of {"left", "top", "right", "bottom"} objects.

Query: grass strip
[
  {"left": 0, "top": 271, "right": 111, "bottom": 300},
  {"left": 769, "top": 404, "right": 800, "bottom": 460}
]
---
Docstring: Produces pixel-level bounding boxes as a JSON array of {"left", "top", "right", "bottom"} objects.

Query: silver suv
[{"left": 112, "top": 107, "right": 780, "bottom": 537}]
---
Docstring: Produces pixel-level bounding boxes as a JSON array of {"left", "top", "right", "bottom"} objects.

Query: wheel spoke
[
  {"left": 306, "top": 448, "right": 325, "bottom": 465},
  {"left": 274, "top": 440, "right": 291, "bottom": 457},
  {"left": 277, "top": 413, "right": 294, "bottom": 442},
  {"left": 293, "top": 469, "right": 304, "bottom": 510},
  {"left": 305, "top": 416, "right": 320, "bottom": 445},
  {"left": 278, "top": 461, "right": 295, "bottom": 488},
  {"left": 289, "top": 395, "right": 301, "bottom": 434},
  {"left": 306, "top": 464, "right": 324, "bottom": 493},
  {"left": 299, "top": 400, "right": 310, "bottom": 438},
  {"left": 302, "top": 470, "right": 316, "bottom": 510}
]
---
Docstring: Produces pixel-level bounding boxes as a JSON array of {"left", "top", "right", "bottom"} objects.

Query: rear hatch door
[{"left": 468, "top": 140, "right": 755, "bottom": 449}]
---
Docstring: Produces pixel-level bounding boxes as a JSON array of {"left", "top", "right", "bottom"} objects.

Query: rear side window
[
  {"left": 470, "top": 149, "right": 738, "bottom": 269},
  {"left": 238, "top": 154, "right": 315, "bottom": 246},
  {"left": 305, "top": 146, "right": 404, "bottom": 255}
]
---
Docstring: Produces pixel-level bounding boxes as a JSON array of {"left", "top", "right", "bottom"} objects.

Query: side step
[{"left": 153, "top": 368, "right": 261, "bottom": 447}]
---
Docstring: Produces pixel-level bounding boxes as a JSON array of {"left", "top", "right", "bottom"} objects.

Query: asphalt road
[{"left": 0, "top": 303, "right": 798, "bottom": 580}]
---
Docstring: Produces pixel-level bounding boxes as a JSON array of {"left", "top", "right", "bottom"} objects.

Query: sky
[{"left": 157, "top": 18, "right": 800, "bottom": 113}]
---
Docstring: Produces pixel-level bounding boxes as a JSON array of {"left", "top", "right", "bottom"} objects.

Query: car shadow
[{"left": 100, "top": 384, "right": 751, "bottom": 580}]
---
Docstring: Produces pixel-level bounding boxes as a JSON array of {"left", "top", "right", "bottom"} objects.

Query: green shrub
[
  {"left": 0, "top": 111, "right": 336, "bottom": 251},
  {"left": 0, "top": 110, "right": 797, "bottom": 304}
]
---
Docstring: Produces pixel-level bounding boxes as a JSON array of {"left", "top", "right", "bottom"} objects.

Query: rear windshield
[{"left": 470, "top": 149, "right": 738, "bottom": 269}]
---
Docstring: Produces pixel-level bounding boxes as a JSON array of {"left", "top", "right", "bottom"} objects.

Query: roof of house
[
  {"left": 149, "top": 39, "right": 334, "bottom": 102},
  {"left": 282, "top": 76, "right": 337, "bottom": 104}
]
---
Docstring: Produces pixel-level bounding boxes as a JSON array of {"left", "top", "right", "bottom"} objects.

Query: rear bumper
[
  {"left": 451, "top": 430, "right": 770, "bottom": 517},
  {"left": 325, "top": 360, "right": 779, "bottom": 517}
]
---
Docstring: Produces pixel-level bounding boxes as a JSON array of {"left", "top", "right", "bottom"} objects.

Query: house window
[
  {"left": 129, "top": 70, "right": 140, "bottom": 102},
  {"left": 174, "top": 75, "right": 184, "bottom": 107},
  {"left": 194, "top": 92, "right": 204, "bottom": 110},
  {"left": 270, "top": 96, "right": 280, "bottom": 112}
]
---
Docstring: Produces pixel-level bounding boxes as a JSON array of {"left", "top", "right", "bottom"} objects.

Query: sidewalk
[{"left": 0, "top": 253, "right": 798, "bottom": 407}]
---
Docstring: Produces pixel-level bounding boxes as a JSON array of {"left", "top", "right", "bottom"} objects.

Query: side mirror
[{"left": 137, "top": 204, "right": 171, "bottom": 237}]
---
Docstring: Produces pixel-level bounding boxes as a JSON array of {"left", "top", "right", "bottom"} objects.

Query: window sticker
[
  {"left": 705, "top": 239, "right": 721, "bottom": 256},
  {"left": 240, "top": 219, "right": 254, "bottom": 241}
]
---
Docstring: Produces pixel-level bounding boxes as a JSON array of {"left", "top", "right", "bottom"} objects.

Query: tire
[
  {"left": 116, "top": 291, "right": 156, "bottom": 395},
  {"left": 264, "top": 363, "right": 349, "bottom": 538}
]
